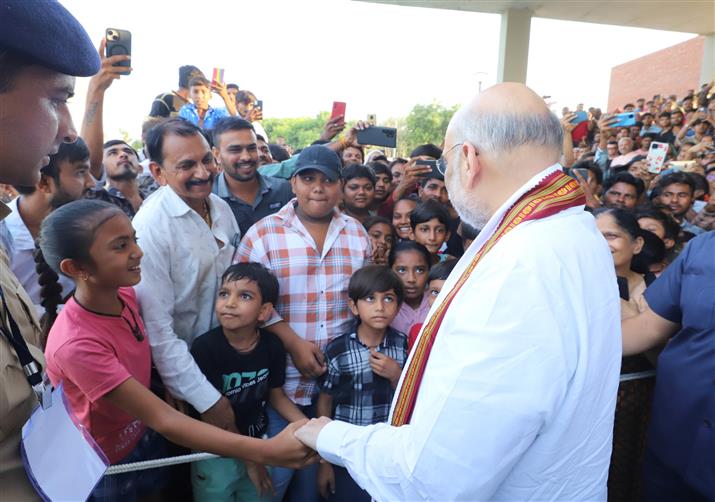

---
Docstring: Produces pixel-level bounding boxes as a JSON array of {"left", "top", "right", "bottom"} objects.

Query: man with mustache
[
  {"left": 212, "top": 117, "right": 292, "bottom": 235},
  {"left": 133, "top": 118, "right": 243, "bottom": 432}
]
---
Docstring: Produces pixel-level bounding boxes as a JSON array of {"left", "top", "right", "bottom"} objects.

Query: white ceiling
[{"left": 355, "top": 1, "right": 714, "bottom": 34}]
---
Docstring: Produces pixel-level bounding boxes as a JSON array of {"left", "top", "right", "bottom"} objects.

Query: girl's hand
[
  {"left": 245, "top": 461, "right": 274, "bottom": 497},
  {"left": 262, "top": 419, "right": 318, "bottom": 468}
]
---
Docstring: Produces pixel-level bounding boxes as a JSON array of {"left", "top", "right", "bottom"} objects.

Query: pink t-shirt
[
  {"left": 45, "top": 287, "right": 150, "bottom": 464},
  {"left": 391, "top": 293, "right": 430, "bottom": 335}
]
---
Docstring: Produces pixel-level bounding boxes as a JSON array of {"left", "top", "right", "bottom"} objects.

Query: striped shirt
[{"left": 236, "top": 199, "right": 370, "bottom": 404}]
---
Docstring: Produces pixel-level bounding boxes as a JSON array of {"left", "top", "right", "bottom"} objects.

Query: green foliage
[
  {"left": 263, "top": 112, "right": 330, "bottom": 150},
  {"left": 261, "top": 102, "right": 458, "bottom": 157},
  {"left": 119, "top": 129, "right": 143, "bottom": 152},
  {"left": 400, "top": 103, "right": 458, "bottom": 157}
]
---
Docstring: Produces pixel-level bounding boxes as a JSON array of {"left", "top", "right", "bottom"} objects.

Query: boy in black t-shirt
[{"left": 190, "top": 263, "right": 306, "bottom": 502}]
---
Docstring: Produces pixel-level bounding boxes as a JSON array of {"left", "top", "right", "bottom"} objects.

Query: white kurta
[{"left": 317, "top": 165, "right": 622, "bottom": 501}]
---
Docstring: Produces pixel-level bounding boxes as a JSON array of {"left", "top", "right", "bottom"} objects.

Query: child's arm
[
  {"left": 369, "top": 349, "right": 403, "bottom": 389},
  {"left": 102, "top": 377, "right": 314, "bottom": 468},
  {"left": 316, "top": 391, "right": 336, "bottom": 498},
  {"left": 316, "top": 391, "right": 334, "bottom": 419},
  {"left": 268, "top": 387, "right": 307, "bottom": 423}
]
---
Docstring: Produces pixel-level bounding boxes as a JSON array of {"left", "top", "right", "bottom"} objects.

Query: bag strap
[{"left": 0, "top": 286, "right": 42, "bottom": 387}]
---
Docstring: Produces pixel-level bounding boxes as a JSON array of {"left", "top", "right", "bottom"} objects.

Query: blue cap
[
  {"left": 293, "top": 145, "right": 342, "bottom": 182},
  {"left": 0, "top": 0, "right": 100, "bottom": 77}
]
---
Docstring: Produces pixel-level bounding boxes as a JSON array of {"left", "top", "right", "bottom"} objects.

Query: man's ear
[
  {"left": 462, "top": 142, "right": 482, "bottom": 189},
  {"left": 212, "top": 146, "right": 221, "bottom": 167},
  {"left": 149, "top": 162, "right": 167, "bottom": 186},
  {"left": 37, "top": 173, "right": 54, "bottom": 195}
]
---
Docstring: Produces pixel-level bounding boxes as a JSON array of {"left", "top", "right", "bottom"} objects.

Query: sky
[{"left": 61, "top": 0, "right": 695, "bottom": 141}]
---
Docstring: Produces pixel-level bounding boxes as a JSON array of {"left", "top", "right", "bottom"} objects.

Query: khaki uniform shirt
[{"left": 0, "top": 201, "right": 44, "bottom": 500}]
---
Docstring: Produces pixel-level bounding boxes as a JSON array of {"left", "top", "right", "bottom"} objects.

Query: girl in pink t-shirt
[{"left": 39, "top": 200, "right": 314, "bottom": 500}]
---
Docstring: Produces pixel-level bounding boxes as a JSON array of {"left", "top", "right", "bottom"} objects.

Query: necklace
[
  {"left": 232, "top": 330, "right": 260, "bottom": 353},
  {"left": 73, "top": 295, "right": 144, "bottom": 342},
  {"left": 201, "top": 199, "right": 212, "bottom": 227}
]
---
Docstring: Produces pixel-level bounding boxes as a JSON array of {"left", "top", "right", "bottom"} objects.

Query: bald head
[
  {"left": 472, "top": 83, "right": 551, "bottom": 116},
  {"left": 448, "top": 83, "right": 563, "bottom": 163}
]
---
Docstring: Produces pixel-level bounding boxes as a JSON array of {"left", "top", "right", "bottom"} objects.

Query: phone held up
[
  {"left": 331, "top": 101, "right": 346, "bottom": 124},
  {"left": 356, "top": 126, "right": 397, "bottom": 149},
  {"left": 646, "top": 142, "right": 669, "bottom": 174},
  {"left": 105, "top": 28, "right": 131, "bottom": 75}
]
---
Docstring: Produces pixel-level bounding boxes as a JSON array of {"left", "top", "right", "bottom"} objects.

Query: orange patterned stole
[{"left": 391, "top": 170, "right": 585, "bottom": 426}]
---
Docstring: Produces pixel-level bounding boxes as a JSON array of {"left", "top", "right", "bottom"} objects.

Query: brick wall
[{"left": 608, "top": 36, "right": 704, "bottom": 111}]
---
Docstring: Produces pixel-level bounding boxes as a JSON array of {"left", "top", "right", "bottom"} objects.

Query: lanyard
[{"left": 0, "top": 286, "right": 52, "bottom": 409}]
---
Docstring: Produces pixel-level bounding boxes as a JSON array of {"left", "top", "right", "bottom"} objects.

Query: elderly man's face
[{"left": 618, "top": 138, "right": 634, "bottom": 154}]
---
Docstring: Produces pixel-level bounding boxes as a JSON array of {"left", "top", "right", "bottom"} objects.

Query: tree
[
  {"left": 399, "top": 102, "right": 458, "bottom": 157},
  {"left": 263, "top": 112, "right": 330, "bottom": 150}
]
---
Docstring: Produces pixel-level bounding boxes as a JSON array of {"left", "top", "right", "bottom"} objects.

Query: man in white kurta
[{"left": 295, "top": 83, "right": 622, "bottom": 501}]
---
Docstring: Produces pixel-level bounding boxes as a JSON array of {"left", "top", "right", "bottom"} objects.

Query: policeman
[{"left": 0, "top": 1, "right": 99, "bottom": 498}]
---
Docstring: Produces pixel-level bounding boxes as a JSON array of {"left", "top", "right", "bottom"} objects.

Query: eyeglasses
[{"left": 437, "top": 143, "right": 463, "bottom": 175}]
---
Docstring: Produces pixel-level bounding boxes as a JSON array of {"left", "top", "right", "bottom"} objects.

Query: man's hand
[
  {"left": 318, "top": 462, "right": 336, "bottom": 499},
  {"left": 245, "top": 461, "right": 274, "bottom": 497},
  {"left": 263, "top": 419, "right": 319, "bottom": 467},
  {"left": 560, "top": 113, "right": 578, "bottom": 133},
  {"left": 572, "top": 170, "right": 602, "bottom": 209},
  {"left": 393, "top": 159, "right": 432, "bottom": 200},
  {"left": 294, "top": 416, "right": 332, "bottom": 451},
  {"left": 320, "top": 115, "right": 346, "bottom": 142},
  {"left": 597, "top": 114, "right": 617, "bottom": 136},
  {"left": 287, "top": 338, "right": 327, "bottom": 378},
  {"left": 248, "top": 107, "right": 264, "bottom": 122},
  {"left": 89, "top": 38, "right": 131, "bottom": 94},
  {"left": 164, "top": 390, "right": 188, "bottom": 415},
  {"left": 200, "top": 396, "right": 238, "bottom": 432},
  {"left": 342, "top": 120, "right": 370, "bottom": 146},
  {"left": 370, "top": 349, "right": 402, "bottom": 387}
]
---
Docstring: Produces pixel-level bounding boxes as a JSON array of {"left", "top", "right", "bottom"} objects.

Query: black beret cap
[{"left": 0, "top": 0, "right": 100, "bottom": 77}]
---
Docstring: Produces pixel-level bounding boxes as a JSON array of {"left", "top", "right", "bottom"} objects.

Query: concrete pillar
[
  {"left": 497, "top": 8, "right": 532, "bottom": 83},
  {"left": 701, "top": 34, "right": 714, "bottom": 86}
]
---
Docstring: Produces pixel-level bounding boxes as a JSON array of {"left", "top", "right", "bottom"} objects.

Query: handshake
[{"left": 264, "top": 416, "right": 333, "bottom": 469}]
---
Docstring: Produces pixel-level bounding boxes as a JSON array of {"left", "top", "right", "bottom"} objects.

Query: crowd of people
[{"left": 1, "top": 1, "right": 714, "bottom": 502}]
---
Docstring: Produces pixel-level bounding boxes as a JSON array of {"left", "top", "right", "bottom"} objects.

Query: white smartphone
[{"left": 646, "top": 141, "right": 669, "bottom": 174}]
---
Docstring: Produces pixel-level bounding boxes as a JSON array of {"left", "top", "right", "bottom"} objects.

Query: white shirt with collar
[
  {"left": 133, "top": 186, "right": 241, "bottom": 413},
  {"left": 0, "top": 197, "right": 74, "bottom": 315},
  {"left": 317, "top": 164, "right": 622, "bottom": 501}
]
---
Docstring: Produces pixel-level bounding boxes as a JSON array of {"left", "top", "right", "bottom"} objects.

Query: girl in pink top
[
  {"left": 39, "top": 200, "right": 315, "bottom": 500},
  {"left": 388, "top": 241, "right": 432, "bottom": 335}
]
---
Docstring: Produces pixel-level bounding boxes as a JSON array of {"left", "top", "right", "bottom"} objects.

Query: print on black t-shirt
[{"left": 191, "top": 327, "right": 287, "bottom": 438}]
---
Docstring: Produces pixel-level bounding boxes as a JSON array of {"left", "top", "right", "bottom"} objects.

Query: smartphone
[
  {"left": 105, "top": 28, "right": 131, "bottom": 74},
  {"left": 331, "top": 101, "right": 346, "bottom": 122},
  {"left": 356, "top": 126, "right": 396, "bottom": 148},
  {"left": 414, "top": 159, "right": 441, "bottom": 179},
  {"left": 255, "top": 100, "right": 263, "bottom": 112},
  {"left": 211, "top": 67, "right": 225, "bottom": 85},
  {"left": 609, "top": 112, "right": 637, "bottom": 128},
  {"left": 646, "top": 142, "right": 669, "bottom": 174},
  {"left": 569, "top": 111, "right": 588, "bottom": 125},
  {"left": 367, "top": 114, "right": 377, "bottom": 126}
]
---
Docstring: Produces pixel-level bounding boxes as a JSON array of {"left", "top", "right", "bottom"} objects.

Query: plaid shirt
[
  {"left": 236, "top": 199, "right": 370, "bottom": 404},
  {"left": 320, "top": 326, "right": 408, "bottom": 426}
]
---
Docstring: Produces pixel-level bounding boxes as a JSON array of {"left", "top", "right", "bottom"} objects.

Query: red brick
[{"left": 608, "top": 36, "right": 704, "bottom": 111}]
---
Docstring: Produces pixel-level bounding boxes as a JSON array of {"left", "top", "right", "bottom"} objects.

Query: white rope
[
  {"left": 105, "top": 371, "right": 657, "bottom": 475},
  {"left": 619, "top": 370, "right": 656, "bottom": 383},
  {"left": 105, "top": 452, "right": 218, "bottom": 475}
]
